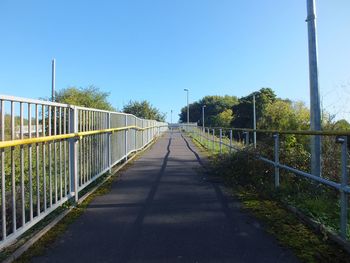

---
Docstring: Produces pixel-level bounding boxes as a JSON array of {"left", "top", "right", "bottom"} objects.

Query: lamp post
[
  {"left": 51, "top": 58, "right": 56, "bottom": 102},
  {"left": 202, "top": 105, "right": 206, "bottom": 132},
  {"left": 253, "top": 94, "right": 256, "bottom": 148},
  {"left": 306, "top": 0, "right": 321, "bottom": 176},
  {"left": 184, "top": 89, "right": 189, "bottom": 127},
  {"left": 170, "top": 110, "right": 173, "bottom": 124}
]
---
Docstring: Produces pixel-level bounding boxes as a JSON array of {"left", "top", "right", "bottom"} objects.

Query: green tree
[
  {"left": 232, "top": 87, "right": 276, "bottom": 128},
  {"left": 259, "top": 99, "right": 310, "bottom": 150},
  {"left": 55, "top": 86, "right": 115, "bottom": 111},
  {"left": 211, "top": 109, "right": 233, "bottom": 127},
  {"left": 179, "top": 95, "right": 238, "bottom": 126},
  {"left": 332, "top": 119, "right": 350, "bottom": 130},
  {"left": 122, "top": 100, "right": 165, "bottom": 122},
  {"left": 259, "top": 100, "right": 310, "bottom": 131}
]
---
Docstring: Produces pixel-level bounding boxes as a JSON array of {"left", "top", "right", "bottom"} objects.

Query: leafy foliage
[
  {"left": 122, "top": 100, "right": 165, "bottom": 122},
  {"left": 179, "top": 95, "right": 238, "bottom": 126},
  {"left": 55, "top": 86, "right": 115, "bottom": 111},
  {"left": 232, "top": 87, "right": 276, "bottom": 129},
  {"left": 259, "top": 100, "right": 310, "bottom": 131}
]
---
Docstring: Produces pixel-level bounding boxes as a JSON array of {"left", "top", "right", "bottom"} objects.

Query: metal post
[
  {"left": 184, "top": 89, "right": 189, "bottom": 129},
  {"left": 207, "top": 128, "right": 210, "bottom": 148},
  {"left": 229, "top": 130, "right": 233, "bottom": 154},
  {"left": 253, "top": 94, "right": 257, "bottom": 148},
  {"left": 212, "top": 129, "right": 215, "bottom": 152},
  {"left": 202, "top": 105, "right": 206, "bottom": 132},
  {"left": 107, "top": 113, "right": 112, "bottom": 173},
  {"left": 219, "top": 128, "right": 222, "bottom": 154},
  {"left": 141, "top": 121, "right": 144, "bottom": 147},
  {"left": 244, "top": 132, "right": 249, "bottom": 146},
  {"left": 306, "top": 0, "right": 322, "bottom": 177},
  {"left": 273, "top": 133, "right": 280, "bottom": 188},
  {"left": 338, "top": 136, "right": 348, "bottom": 238},
  {"left": 125, "top": 115, "right": 128, "bottom": 161},
  {"left": 69, "top": 106, "right": 79, "bottom": 202},
  {"left": 51, "top": 59, "right": 56, "bottom": 102},
  {"left": 170, "top": 110, "right": 173, "bottom": 124}
]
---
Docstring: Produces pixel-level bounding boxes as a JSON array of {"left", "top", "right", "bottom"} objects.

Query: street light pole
[
  {"left": 51, "top": 58, "right": 56, "bottom": 102},
  {"left": 202, "top": 105, "right": 206, "bottom": 132},
  {"left": 184, "top": 89, "right": 189, "bottom": 126},
  {"left": 170, "top": 110, "right": 173, "bottom": 124},
  {"left": 306, "top": 0, "right": 321, "bottom": 176}
]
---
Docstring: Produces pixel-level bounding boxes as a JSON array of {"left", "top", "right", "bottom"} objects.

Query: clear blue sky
[{"left": 0, "top": 0, "right": 349, "bottom": 123}]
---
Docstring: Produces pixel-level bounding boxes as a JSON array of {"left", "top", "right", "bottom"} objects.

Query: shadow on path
[{"left": 118, "top": 135, "right": 172, "bottom": 261}]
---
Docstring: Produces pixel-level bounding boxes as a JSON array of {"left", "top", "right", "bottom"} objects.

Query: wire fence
[{"left": 0, "top": 95, "right": 168, "bottom": 249}]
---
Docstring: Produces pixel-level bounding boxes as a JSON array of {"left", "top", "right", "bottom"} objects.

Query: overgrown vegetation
[{"left": 189, "top": 132, "right": 350, "bottom": 262}]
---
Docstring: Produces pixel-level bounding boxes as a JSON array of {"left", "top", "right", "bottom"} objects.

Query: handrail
[
  {"left": 0, "top": 125, "right": 163, "bottom": 149},
  {"left": 203, "top": 127, "right": 350, "bottom": 136}
]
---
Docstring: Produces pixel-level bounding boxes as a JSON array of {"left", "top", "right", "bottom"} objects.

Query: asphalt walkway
[{"left": 33, "top": 131, "right": 298, "bottom": 263}]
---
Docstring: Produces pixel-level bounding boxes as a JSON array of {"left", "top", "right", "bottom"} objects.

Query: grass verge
[{"left": 188, "top": 132, "right": 350, "bottom": 263}]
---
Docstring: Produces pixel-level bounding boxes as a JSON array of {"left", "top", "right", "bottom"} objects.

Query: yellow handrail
[{"left": 0, "top": 125, "right": 161, "bottom": 149}]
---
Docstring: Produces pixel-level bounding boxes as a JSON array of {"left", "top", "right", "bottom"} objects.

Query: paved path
[{"left": 33, "top": 131, "right": 298, "bottom": 263}]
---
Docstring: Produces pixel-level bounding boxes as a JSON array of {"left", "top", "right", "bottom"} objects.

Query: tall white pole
[
  {"left": 184, "top": 89, "right": 189, "bottom": 126},
  {"left": 51, "top": 59, "right": 56, "bottom": 102},
  {"left": 187, "top": 91, "right": 189, "bottom": 125},
  {"left": 170, "top": 110, "right": 173, "bottom": 123},
  {"left": 306, "top": 0, "right": 321, "bottom": 176},
  {"left": 253, "top": 94, "right": 256, "bottom": 148}
]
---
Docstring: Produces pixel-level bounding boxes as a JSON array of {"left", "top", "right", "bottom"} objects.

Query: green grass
[{"left": 187, "top": 131, "right": 350, "bottom": 263}]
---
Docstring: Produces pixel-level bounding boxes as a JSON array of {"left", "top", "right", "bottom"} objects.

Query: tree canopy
[
  {"left": 231, "top": 87, "right": 276, "bottom": 128},
  {"left": 55, "top": 86, "right": 115, "bottom": 111},
  {"left": 122, "top": 100, "right": 165, "bottom": 122},
  {"left": 179, "top": 95, "right": 238, "bottom": 126},
  {"left": 258, "top": 100, "right": 310, "bottom": 131}
]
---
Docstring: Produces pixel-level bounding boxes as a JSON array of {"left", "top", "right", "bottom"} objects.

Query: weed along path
[{"left": 31, "top": 131, "right": 298, "bottom": 262}]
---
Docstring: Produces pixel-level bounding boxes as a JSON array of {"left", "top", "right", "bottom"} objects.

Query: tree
[
  {"left": 211, "top": 109, "right": 233, "bottom": 127},
  {"left": 179, "top": 95, "right": 238, "bottom": 126},
  {"left": 332, "top": 119, "right": 350, "bottom": 130},
  {"left": 122, "top": 100, "right": 165, "bottom": 122},
  {"left": 258, "top": 100, "right": 310, "bottom": 131},
  {"left": 232, "top": 87, "right": 276, "bottom": 129},
  {"left": 55, "top": 86, "right": 115, "bottom": 111},
  {"left": 258, "top": 99, "right": 310, "bottom": 149}
]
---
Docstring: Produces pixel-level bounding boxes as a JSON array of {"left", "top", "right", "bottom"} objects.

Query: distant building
[{"left": 15, "top": 125, "right": 43, "bottom": 139}]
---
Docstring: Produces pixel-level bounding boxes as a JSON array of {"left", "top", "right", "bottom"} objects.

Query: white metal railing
[
  {"left": 0, "top": 95, "right": 168, "bottom": 249},
  {"left": 184, "top": 125, "right": 349, "bottom": 240}
]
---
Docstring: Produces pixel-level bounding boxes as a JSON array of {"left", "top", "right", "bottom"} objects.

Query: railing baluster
[
  {"left": 339, "top": 136, "right": 348, "bottom": 238},
  {"left": 273, "top": 133, "right": 280, "bottom": 188},
  {"left": 69, "top": 107, "right": 78, "bottom": 202},
  {"left": 11, "top": 101, "right": 16, "bottom": 232},
  {"left": 1, "top": 100, "right": 6, "bottom": 240}
]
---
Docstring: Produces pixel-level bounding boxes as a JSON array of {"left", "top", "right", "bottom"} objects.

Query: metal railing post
[
  {"left": 207, "top": 128, "right": 210, "bottom": 148},
  {"left": 273, "top": 133, "right": 280, "bottom": 188},
  {"left": 229, "top": 129, "right": 232, "bottom": 154},
  {"left": 107, "top": 113, "right": 111, "bottom": 173},
  {"left": 212, "top": 129, "right": 215, "bottom": 152},
  {"left": 125, "top": 115, "right": 128, "bottom": 161},
  {"left": 141, "top": 121, "right": 144, "bottom": 147},
  {"left": 244, "top": 131, "right": 249, "bottom": 146},
  {"left": 219, "top": 129, "right": 222, "bottom": 154},
  {"left": 338, "top": 136, "right": 348, "bottom": 238},
  {"left": 69, "top": 106, "right": 79, "bottom": 202}
]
